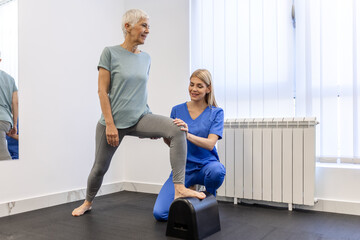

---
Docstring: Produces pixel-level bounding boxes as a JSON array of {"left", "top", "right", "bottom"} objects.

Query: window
[{"left": 191, "top": 0, "right": 360, "bottom": 162}]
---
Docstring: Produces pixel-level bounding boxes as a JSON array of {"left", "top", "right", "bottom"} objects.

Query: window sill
[{"left": 316, "top": 162, "right": 360, "bottom": 169}]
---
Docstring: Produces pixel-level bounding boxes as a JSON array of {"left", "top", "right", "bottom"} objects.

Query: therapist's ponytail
[{"left": 190, "top": 69, "right": 218, "bottom": 108}]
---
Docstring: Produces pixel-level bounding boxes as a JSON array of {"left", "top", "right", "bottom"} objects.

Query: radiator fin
[{"left": 217, "top": 118, "right": 317, "bottom": 206}]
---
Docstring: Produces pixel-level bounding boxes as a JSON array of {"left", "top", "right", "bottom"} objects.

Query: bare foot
[
  {"left": 72, "top": 200, "right": 92, "bottom": 217},
  {"left": 174, "top": 184, "right": 206, "bottom": 200}
]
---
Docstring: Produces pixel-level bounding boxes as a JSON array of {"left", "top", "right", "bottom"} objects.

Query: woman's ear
[{"left": 124, "top": 23, "right": 131, "bottom": 32}]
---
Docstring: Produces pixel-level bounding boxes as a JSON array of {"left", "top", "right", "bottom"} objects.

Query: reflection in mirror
[{"left": 0, "top": 0, "right": 18, "bottom": 160}]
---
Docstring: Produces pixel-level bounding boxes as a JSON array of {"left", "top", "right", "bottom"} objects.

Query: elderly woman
[
  {"left": 72, "top": 9, "right": 205, "bottom": 217},
  {"left": 0, "top": 53, "right": 18, "bottom": 161}
]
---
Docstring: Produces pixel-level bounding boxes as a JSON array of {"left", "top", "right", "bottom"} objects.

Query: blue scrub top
[
  {"left": 6, "top": 121, "right": 18, "bottom": 159},
  {"left": 170, "top": 102, "right": 224, "bottom": 167}
]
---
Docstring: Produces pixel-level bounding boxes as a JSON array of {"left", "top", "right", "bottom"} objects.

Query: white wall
[
  {"left": 316, "top": 164, "right": 360, "bottom": 202},
  {"left": 0, "top": 0, "right": 190, "bottom": 205},
  {"left": 0, "top": 0, "right": 127, "bottom": 203}
]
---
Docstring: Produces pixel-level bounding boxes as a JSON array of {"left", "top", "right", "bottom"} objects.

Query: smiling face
[
  {"left": 125, "top": 18, "right": 150, "bottom": 45},
  {"left": 189, "top": 77, "right": 211, "bottom": 103}
]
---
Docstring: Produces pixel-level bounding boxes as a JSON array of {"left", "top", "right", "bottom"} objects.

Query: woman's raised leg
[{"left": 131, "top": 114, "right": 205, "bottom": 199}]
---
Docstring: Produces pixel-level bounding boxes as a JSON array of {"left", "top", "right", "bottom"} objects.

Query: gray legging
[
  {"left": 0, "top": 121, "right": 11, "bottom": 160},
  {"left": 86, "top": 113, "right": 187, "bottom": 202}
]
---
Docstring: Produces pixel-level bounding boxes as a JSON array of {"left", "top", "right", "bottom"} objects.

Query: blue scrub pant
[{"left": 153, "top": 161, "right": 226, "bottom": 221}]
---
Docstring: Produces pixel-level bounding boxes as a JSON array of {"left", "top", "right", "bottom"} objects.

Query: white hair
[{"left": 121, "top": 9, "right": 149, "bottom": 37}]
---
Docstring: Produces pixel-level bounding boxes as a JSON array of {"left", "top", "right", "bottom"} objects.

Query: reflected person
[
  {"left": 0, "top": 52, "right": 18, "bottom": 160},
  {"left": 6, "top": 120, "right": 18, "bottom": 159}
]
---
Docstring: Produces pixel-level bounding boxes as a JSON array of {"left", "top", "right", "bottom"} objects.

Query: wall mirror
[{"left": 0, "top": 0, "right": 19, "bottom": 160}]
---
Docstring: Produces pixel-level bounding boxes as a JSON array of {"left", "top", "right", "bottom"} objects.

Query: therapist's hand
[{"left": 173, "top": 118, "right": 188, "bottom": 136}]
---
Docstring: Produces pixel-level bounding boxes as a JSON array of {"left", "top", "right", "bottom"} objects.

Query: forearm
[
  {"left": 98, "top": 92, "right": 115, "bottom": 126},
  {"left": 12, "top": 92, "right": 18, "bottom": 127},
  {"left": 186, "top": 133, "right": 216, "bottom": 151},
  {"left": 12, "top": 105, "right": 18, "bottom": 127},
  {"left": 173, "top": 118, "right": 218, "bottom": 150}
]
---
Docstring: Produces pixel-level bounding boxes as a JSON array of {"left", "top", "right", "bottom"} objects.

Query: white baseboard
[
  {"left": 298, "top": 198, "right": 360, "bottom": 216},
  {"left": 122, "top": 181, "right": 162, "bottom": 194},
  {"left": 216, "top": 195, "right": 360, "bottom": 216},
  {"left": 0, "top": 181, "right": 162, "bottom": 218},
  {"left": 2, "top": 182, "right": 360, "bottom": 218}
]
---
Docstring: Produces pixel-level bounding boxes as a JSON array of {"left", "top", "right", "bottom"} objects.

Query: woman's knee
[
  {"left": 90, "top": 163, "right": 109, "bottom": 177},
  {"left": 169, "top": 124, "right": 186, "bottom": 140}
]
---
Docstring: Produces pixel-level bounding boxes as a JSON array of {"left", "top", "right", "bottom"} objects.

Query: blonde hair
[
  {"left": 121, "top": 9, "right": 149, "bottom": 37},
  {"left": 190, "top": 69, "right": 218, "bottom": 107}
]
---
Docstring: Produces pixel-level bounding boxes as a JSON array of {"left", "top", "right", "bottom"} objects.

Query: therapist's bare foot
[
  {"left": 174, "top": 184, "right": 206, "bottom": 199},
  {"left": 72, "top": 200, "right": 92, "bottom": 217}
]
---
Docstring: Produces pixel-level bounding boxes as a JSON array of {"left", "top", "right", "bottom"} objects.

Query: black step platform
[{"left": 166, "top": 192, "right": 221, "bottom": 240}]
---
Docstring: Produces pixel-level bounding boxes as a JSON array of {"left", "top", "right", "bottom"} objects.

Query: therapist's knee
[
  {"left": 206, "top": 162, "right": 226, "bottom": 182},
  {"left": 153, "top": 208, "right": 168, "bottom": 222}
]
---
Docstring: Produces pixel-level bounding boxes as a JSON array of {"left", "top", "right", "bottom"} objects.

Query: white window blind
[
  {"left": 191, "top": 0, "right": 360, "bottom": 161},
  {"left": 191, "top": 0, "right": 295, "bottom": 119},
  {"left": 296, "top": 0, "right": 359, "bottom": 161}
]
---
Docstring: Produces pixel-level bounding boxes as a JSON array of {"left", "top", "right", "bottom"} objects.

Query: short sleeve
[
  {"left": 170, "top": 107, "right": 176, "bottom": 119},
  {"left": 209, "top": 108, "right": 224, "bottom": 140},
  {"left": 11, "top": 76, "right": 17, "bottom": 92},
  {"left": 97, "top": 47, "right": 111, "bottom": 71}
]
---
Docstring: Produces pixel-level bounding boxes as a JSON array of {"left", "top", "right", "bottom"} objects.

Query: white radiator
[{"left": 217, "top": 118, "right": 318, "bottom": 209}]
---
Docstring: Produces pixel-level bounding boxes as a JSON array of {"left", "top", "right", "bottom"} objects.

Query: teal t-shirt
[
  {"left": 0, "top": 70, "right": 17, "bottom": 127},
  {"left": 97, "top": 45, "right": 151, "bottom": 129}
]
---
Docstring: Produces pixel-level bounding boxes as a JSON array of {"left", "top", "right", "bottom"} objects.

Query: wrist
[
  {"left": 186, "top": 132, "right": 192, "bottom": 140},
  {"left": 105, "top": 121, "right": 115, "bottom": 127}
]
